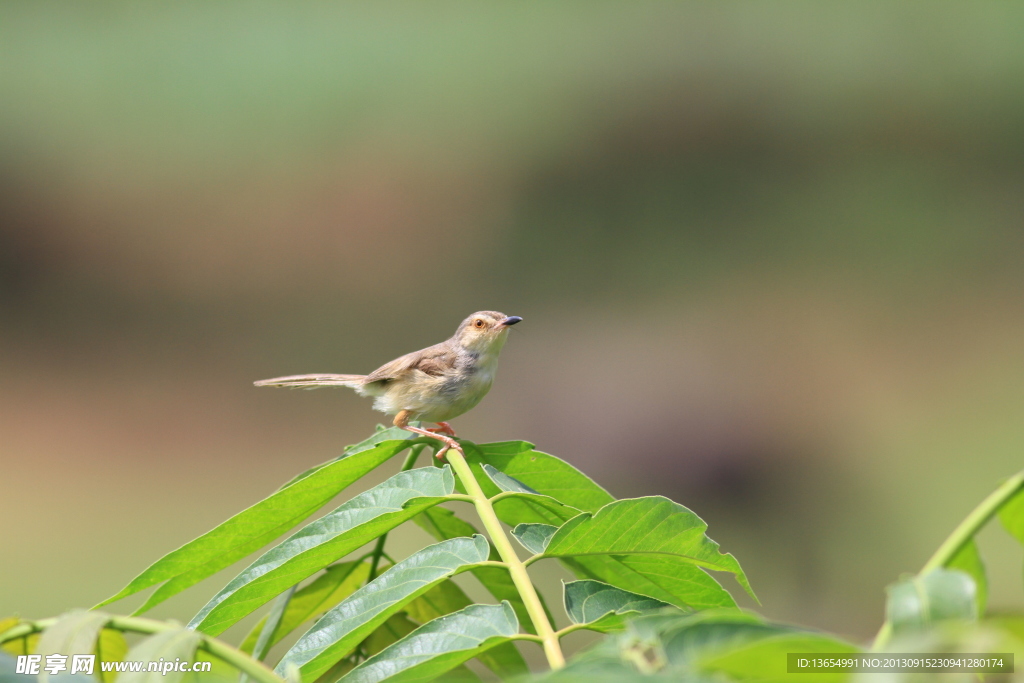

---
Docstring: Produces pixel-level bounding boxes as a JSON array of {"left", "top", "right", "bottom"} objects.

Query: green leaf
[
  {"left": 28, "top": 612, "right": 128, "bottom": 683},
  {"left": 338, "top": 603, "right": 519, "bottom": 683},
  {"left": 36, "top": 611, "right": 110, "bottom": 683},
  {"left": 276, "top": 535, "right": 490, "bottom": 681},
  {"left": 190, "top": 466, "right": 456, "bottom": 635},
  {"left": 493, "top": 493, "right": 580, "bottom": 529},
  {"left": 461, "top": 442, "right": 601, "bottom": 530},
  {"left": 701, "top": 632, "right": 859, "bottom": 683},
  {"left": 405, "top": 580, "right": 529, "bottom": 678},
  {"left": 0, "top": 619, "right": 20, "bottom": 638},
  {"left": 557, "top": 610, "right": 767, "bottom": 678},
  {"left": 947, "top": 538, "right": 987, "bottom": 615},
  {"left": 119, "top": 628, "right": 201, "bottom": 683},
  {"left": 240, "top": 561, "right": 371, "bottom": 655},
  {"left": 250, "top": 585, "right": 296, "bottom": 664},
  {"left": 414, "top": 506, "right": 554, "bottom": 633},
  {"left": 362, "top": 613, "right": 419, "bottom": 657},
  {"left": 512, "top": 523, "right": 558, "bottom": 555},
  {"left": 36, "top": 610, "right": 109, "bottom": 654},
  {"left": 541, "top": 497, "right": 754, "bottom": 609},
  {"left": 355, "top": 615, "right": 484, "bottom": 683},
  {"left": 99, "top": 428, "right": 422, "bottom": 613},
  {"left": 414, "top": 507, "right": 481, "bottom": 546},
  {"left": 403, "top": 579, "right": 473, "bottom": 625},
  {"left": 482, "top": 464, "right": 539, "bottom": 494},
  {"left": 0, "top": 619, "right": 37, "bottom": 657},
  {"left": 561, "top": 554, "right": 738, "bottom": 612},
  {"left": 558, "top": 609, "right": 856, "bottom": 682},
  {"left": 998, "top": 487, "right": 1024, "bottom": 544},
  {"left": 564, "top": 580, "right": 670, "bottom": 632},
  {"left": 96, "top": 629, "right": 129, "bottom": 683},
  {"left": 311, "top": 657, "right": 355, "bottom": 683},
  {"left": 886, "top": 568, "right": 977, "bottom": 636},
  {"left": 464, "top": 441, "right": 614, "bottom": 513},
  {"left": 466, "top": 445, "right": 745, "bottom": 613}
]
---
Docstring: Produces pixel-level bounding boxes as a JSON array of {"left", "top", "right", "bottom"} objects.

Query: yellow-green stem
[
  {"left": 443, "top": 445, "right": 566, "bottom": 670},
  {"left": 1, "top": 616, "right": 284, "bottom": 683},
  {"left": 872, "top": 470, "right": 1024, "bottom": 650}
]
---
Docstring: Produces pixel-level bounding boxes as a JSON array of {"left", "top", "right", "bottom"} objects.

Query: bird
[{"left": 255, "top": 311, "right": 522, "bottom": 454}]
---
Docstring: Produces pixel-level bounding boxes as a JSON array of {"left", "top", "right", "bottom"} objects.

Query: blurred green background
[{"left": 3, "top": 2, "right": 1024, "bottom": 659}]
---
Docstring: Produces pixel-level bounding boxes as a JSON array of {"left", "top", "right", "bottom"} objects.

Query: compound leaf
[
  {"left": 119, "top": 628, "right": 201, "bottom": 683},
  {"left": 463, "top": 441, "right": 614, "bottom": 513},
  {"left": 100, "top": 429, "right": 422, "bottom": 613},
  {"left": 240, "top": 561, "right": 371, "bottom": 655},
  {"left": 462, "top": 444, "right": 747, "bottom": 611},
  {"left": 559, "top": 609, "right": 855, "bottom": 682},
  {"left": 338, "top": 603, "right": 519, "bottom": 683},
  {"left": 415, "top": 506, "right": 554, "bottom": 633},
  {"left": 701, "top": 631, "right": 858, "bottom": 682},
  {"left": 482, "top": 464, "right": 539, "bottom": 494},
  {"left": 541, "top": 497, "right": 754, "bottom": 609},
  {"left": 36, "top": 611, "right": 111, "bottom": 683},
  {"left": 276, "top": 536, "right": 489, "bottom": 681},
  {"left": 190, "top": 466, "right": 456, "bottom": 635},
  {"left": 563, "top": 580, "right": 670, "bottom": 632},
  {"left": 96, "top": 629, "right": 129, "bottom": 683},
  {"left": 405, "top": 579, "right": 529, "bottom": 678},
  {"left": 512, "top": 524, "right": 558, "bottom": 555}
]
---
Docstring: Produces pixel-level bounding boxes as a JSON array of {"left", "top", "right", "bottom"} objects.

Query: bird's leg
[
  {"left": 394, "top": 410, "right": 459, "bottom": 457},
  {"left": 428, "top": 421, "right": 457, "bottom": 437}
]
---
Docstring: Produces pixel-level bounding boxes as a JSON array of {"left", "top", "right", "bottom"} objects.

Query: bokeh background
[{"left": 3, "top": 2, "right": 1024, "bottom": 663}]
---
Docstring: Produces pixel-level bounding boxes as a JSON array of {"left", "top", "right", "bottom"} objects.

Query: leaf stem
[
  {"left": 554, "top": 624, "right": 589, "bottom": 638},
  {"left": 920, "top": 471, "right": 1024, "bottom": 574},
  {"left": 872, "top": 470, "right": 1024, "bottom": 650},
  {"left": 444, "top": 494, "right": 477, "bottom": 503},
  {"left": 442, "top": 445, "right": 566, "bottom": 670},
  {"left": 488, "top": 491, "right": 520, "bottom": 504},
  {"left": 367, "top": 445, "right": 425, "bottom": 582},
  {"left": 1, "top": 616, "right": 285, "bottom": 683}
]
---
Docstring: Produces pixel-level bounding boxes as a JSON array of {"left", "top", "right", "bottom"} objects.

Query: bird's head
[{"left": 454, "top": 311, "right": 522, "bottom": 354}]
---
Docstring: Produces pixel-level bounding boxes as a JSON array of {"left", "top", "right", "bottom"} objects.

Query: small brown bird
[{"left": 255, "top": 311, "right": 522, "bottom": 453}]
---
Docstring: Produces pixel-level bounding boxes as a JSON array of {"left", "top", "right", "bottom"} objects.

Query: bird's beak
[{"left": 501, "top": 316, "right": 523, "bottom": 327}]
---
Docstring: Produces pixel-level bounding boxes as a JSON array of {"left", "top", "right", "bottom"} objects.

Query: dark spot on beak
[{"left": 502, "top": 316, "right": 523, "bottom": 326}]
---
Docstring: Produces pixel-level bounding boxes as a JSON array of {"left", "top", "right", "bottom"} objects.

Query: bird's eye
[{"left": 474, "top": 319, "right": 485, "bottom": 328}]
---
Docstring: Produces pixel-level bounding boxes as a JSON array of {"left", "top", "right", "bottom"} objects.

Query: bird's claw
[
  {"left": 427, "top": 422, "right": 458, "bottom": 437},
  {"left": 434, "top": 435, "right": 459, "bottom": 455}
]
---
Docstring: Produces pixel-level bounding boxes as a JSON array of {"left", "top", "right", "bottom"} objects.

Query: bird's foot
[
  {"left": 428, "top": 422, "right": 457, "bottom": 437},
  {"left": 430, "top": 434, "right": 460, "bottom": 457},
  {"left": 399, "top": 424, "right": 460, "bottom": 457}
]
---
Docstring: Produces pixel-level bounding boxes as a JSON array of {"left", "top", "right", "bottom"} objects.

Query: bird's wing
[
  {"left": 364, "top": 343, "right": 453, "bottom": 383},
  {"left": 254, "top": 373, "right": 365, "bottom": 389}
]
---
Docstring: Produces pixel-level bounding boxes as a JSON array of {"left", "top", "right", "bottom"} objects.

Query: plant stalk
[
  {"left": 919, "top": 471, "right": 1024, "bottom": 574},
  {"left": 443, "top": 445, "right": 566, "bottom": 670},
  {"left": 872, "top": 470, "right": 1024, "bottom": 650}
]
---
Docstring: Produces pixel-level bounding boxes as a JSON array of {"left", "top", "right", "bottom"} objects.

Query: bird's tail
[{"left": 254, "top": 373, "right": 366, "bottom": 390}]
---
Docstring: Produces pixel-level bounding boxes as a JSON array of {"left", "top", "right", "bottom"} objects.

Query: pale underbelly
[{"left": 371, "top": 371, "right": 494, "bottom": 423}]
